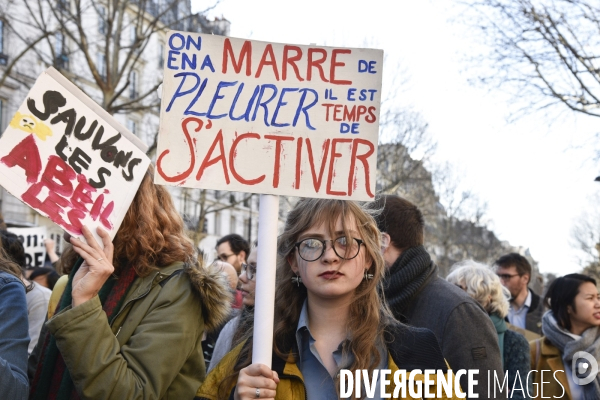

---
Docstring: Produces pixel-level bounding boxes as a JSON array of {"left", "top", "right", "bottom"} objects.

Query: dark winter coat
[
  {"left": 383, "top": 247, "right": 506, "bottom": 399},
  {"left": 525, "top": 289, "right": 544, "bottom": 335},
  {"left": 503, "top": 329, "right": 532, "bottom": 399}
]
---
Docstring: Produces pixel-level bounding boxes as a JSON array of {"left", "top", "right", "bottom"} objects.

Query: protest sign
[
  {"left": 7, "top": 226, "right": 47, "bottom": 268},
  {"left": 0, "top": 68, "right": 151, "bottom": 245},
  {"left": 157, "top": 32, "right": 383, "bottom": 368},
  {"left": 156, "top": 32, "right": 383, "bottom": 201}
]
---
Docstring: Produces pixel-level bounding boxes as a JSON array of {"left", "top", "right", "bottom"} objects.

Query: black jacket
[
  {"left": 525, "top": 289, "right": 544, "bottom": 335},
  {"left": 386, "top": 260, "right": 507, "bottom": 399}
]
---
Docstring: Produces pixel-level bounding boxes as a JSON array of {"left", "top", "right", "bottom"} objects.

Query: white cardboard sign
[
  {"left": 7, "top": 226, "right": 47, "bottom": 268},
  {"left": 0, "top": 68, "right": 151, "bottom": 244},
  {"left": 156, "top": 32, "right": 383, "bottom": 201}
]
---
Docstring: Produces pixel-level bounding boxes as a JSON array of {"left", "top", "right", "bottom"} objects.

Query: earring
[
  {"left": 364, "top": 270, "right": 373, "bottom": 280},
  {"left": 291, "top": 273, "right": 302, "bottom": 286}
]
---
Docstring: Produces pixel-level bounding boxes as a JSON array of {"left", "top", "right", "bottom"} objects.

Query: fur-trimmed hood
[{"left": 185, "top": 262, "right": 233, "bottom": 332}]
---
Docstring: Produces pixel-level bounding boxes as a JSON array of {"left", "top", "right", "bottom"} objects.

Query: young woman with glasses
[{"left": 195, "top": 198, "right": 458, "bottom": 400}]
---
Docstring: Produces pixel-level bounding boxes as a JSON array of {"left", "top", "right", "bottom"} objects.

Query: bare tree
[
  {"left": 426, "top": 164, "right": 511, "bottom": 274},
  {"left": 571, "top": 192, "right": 600, "bottom": 280},
  {"left": 0, "top": 1, "right": 58, "bottom": 88},
  {"left": 44, "top": 0, "right": 221, "bottom": 112},
  {"left": 377, "top": 109, "right": 437, "bottom": 191},
  {"left": 5, "top": 0, "right": 224, "bottom": 157},
  {"left": 375, "top": 69, "right": 439, "bottom": 217},
  {"left": 462, "top": 0, "right": 600, "bottom": 119}
]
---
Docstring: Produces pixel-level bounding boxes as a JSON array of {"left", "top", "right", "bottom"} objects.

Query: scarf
[
  {"left": 30, "top": 258, "right": 138, "bottom": 400},
  {"left": 490, "top": 313, "right": 508, "bottom": 368},
  {"left": 542, "top": 311, "right": 600, "bottom": 400},
  {"left": 382, "top": 245, "right": 435, "bottom": 319}
]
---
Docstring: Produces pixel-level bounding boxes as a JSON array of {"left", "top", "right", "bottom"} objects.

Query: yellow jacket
[
  {"left": 196, "top": 324, "right": 464, "bottom": 399},
  {"left": 530, "top": 337, "right": 571, "bottom": 399}
]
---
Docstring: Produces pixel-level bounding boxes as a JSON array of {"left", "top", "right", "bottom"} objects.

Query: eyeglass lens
[
  {"left": 497, "top": 274, "right": 517, "bottom": 280},
  {"left": 242, "top": 263, "right": 256, "bottom": 279},
  {"left": 298, "top": 237, "right": 359, "bottom": 261}
]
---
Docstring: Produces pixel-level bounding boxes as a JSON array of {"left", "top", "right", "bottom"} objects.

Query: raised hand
[
  {"left": 43, "top": 238, "right": 60, "bottom": 262},
  {"left": 70, "top": 226, "right": 115, "bottom": 307},
  {"left": 234, "top": 363, "right": 279, "bottom": 400}
]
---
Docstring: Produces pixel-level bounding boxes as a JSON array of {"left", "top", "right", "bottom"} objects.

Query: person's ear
[
  {"left": 240, "top": 250, "right": 247, "bottom": 263},
  {"left": 381, "top": 233, "right": 391, "bottom": 252},
  {"left": 287, "top": 252, "right": 299, "bottom": 274}
]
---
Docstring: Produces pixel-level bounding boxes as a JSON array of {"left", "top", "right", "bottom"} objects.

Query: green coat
[{"left": 43, "top": 262, "right": 231, "bottom": 400}]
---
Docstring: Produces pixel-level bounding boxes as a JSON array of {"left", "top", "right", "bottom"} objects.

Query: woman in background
[
  {"left": 447, "top": 260, "right": 531, "bottom": 400},
  {"left": 530, "top": 273, "right": 600, "bottom": 400},
  {"left": 0, "top": 242, "right": 29, "bottom": 399},
  {"left": 30, "top": 167, "right": 232, "bottom": 400},
  {"left": 208, "top": 245, "right": 258, "bottom": 372},
  {"left": 0, "top": 230, "right": 51, "bottom": 356}
]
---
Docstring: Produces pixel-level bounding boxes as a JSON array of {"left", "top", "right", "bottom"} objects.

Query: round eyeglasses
[
  {"left": 294, "top": 236, "right": 364, "bottom": 262},
  {"left": 241, "top": 262, "right": 256, "bottom": 280}
]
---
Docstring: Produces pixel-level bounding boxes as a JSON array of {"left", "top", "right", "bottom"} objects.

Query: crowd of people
[{"left": 0, "top": 179, "right": 599, "bottom": 399}]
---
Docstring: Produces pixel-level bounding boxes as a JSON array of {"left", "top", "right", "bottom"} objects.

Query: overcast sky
[{"left": 195, "top": 0, "right": 600, "bottom": 275}]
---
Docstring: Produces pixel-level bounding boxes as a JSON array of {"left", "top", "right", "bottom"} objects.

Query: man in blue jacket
[{"left": 371, "top": 195, "right": 506, "bottom": 399}]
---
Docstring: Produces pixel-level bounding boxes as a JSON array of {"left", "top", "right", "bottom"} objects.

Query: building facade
[{"left": 0, "top": 0, "right": 260, "bottom": 258}]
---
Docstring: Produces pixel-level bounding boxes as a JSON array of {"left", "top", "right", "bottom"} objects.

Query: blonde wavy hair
[
  {"left": 447, "top": 260, "right": 510, "bottom": 318},
  {"left": 218, "top": 198, "right": 392, "bottom": 398},
  {"left": 59, "top": 166, "right": 197, "bottom": 277}
]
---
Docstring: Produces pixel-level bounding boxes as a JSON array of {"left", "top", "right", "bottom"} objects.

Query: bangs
[{"left": 291, "top": 199, "right": 360, "bottom": 242}]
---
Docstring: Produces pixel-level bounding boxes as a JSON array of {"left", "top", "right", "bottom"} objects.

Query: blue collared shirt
[
  {"left": 295, "top": 300, "right": 387, "bottom": 399},
  {"left": 507, "top": 289, "right": 531, "bottom": 329}
]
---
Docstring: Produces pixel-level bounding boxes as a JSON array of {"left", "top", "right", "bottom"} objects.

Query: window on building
[
  {"left": 57, "top": 0, "right": 70, "bottom": 13},
  {"left": 244, "top": 218, "right": 251, "bottom": 240},
  {"left": 150, "top": 0, "right": 160, "bottom": 15},
  {"left": 129, "top": 70, "right": 137, "bottom": 99},
  {"left": 98, "top": 6, "right": 106, "bottom": 34},
  {"left": 230, "top": 216, "right": 236, "bottom": 234},
  {"left": 130, "top": 25, "right": 137, "bottom": 47},
  {"left": 126, "top": 119, "right": 137, "bottom": 136},
  {"left": 56, "top": 31, "right": 63, "bottom": 55},
  {"left": 0, "top": 19, "right": 6, "bottom": 66},
  {"left": 0, "top": 19, "right": 4, "bottom": 54},
  {"left": 0, "top": 99, "right": 4, "bottom": 136},
  {"left": 214, "top": 212, "right": 221, "bottom": 236},
  {"left": 97, "top": 52, "right": 106, "bottom": 79},
  {"left": 55, "top": 31, "right": 69, "bottom": 70},
  {"left": 158, "top": 42, "right": 164, "bottom": 68}
]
